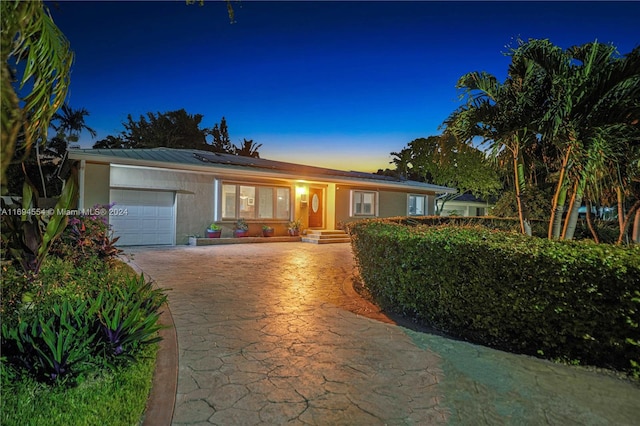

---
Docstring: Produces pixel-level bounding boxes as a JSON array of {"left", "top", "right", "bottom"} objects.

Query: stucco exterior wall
[
  {"left": 334, "top": 185, "right": 437, "bottom": 225},
  {"left": 82, "top": 162, "right": 110, "bottom": 209},
  {"left": 378, "top": 190, "right": 409, "bottom": 218}
]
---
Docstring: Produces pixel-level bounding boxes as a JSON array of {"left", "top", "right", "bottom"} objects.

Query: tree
[
  {"left": 50, "top": 104, "right": 96, "bottom": 154},
  {"left": 117, "top": 109, "right": 209, "bottom": 150},
  {"left": 396, "top": 135, "right": 502, "bottom": 215},
  {"left": 445, "top": 53, "right": 549, "bottom": 234},
  {"left": 446, "top": 39, "right": 640, "bottom": 242},
  {"left": 389, "top": 148, "right": 413, "bottom": 180},
  {"left": 93, "top": 135, "right": 128, "bottom": 149},
  {"left": 234, "top": 138, "right": 262, "bottom": 158},
  {"left": 94, "top": 111, "right": 263, "bottom": 158},
  {"left": 210, "top": 116, "right": 234, "bottom": 153},
  {"left": 1, "top": 0, "right": 73, "bottom": 193},
  {"left": 514, "top": 40, "right": 640, "bottom": 240}
]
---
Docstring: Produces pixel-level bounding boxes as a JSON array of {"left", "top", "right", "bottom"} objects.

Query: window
[
  {"left": 222, "top": 183, "right": 290, "bottom": 220},
  {"left": 239, "top": 185, "right": 255, "bottom": 218},
  {"left": 351, "top": 190, "right": 377, "bottom": 216},
  {"left": 408, "top": 194, "right": 427, "bottom": 216},
  {"left": 222, "top": 184, "right": 236, "bottom": 218}
]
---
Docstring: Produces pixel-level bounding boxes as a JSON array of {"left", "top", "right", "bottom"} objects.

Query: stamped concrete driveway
[{"left": 130, "top": 243, "right": 640, "bottom": 425}]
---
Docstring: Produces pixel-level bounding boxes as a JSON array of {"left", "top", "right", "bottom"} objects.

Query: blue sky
[{"left": 49, "top": 1, "right": 639, "bottom": 172}]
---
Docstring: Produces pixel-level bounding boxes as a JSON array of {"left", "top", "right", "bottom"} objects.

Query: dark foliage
[{"left": 348, "top": 219, "right": 640, "bottom": 377}]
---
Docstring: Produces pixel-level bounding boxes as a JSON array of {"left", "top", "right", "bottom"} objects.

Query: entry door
[{"left": 308, "top": 187, "right": 323, "bottom": 228}]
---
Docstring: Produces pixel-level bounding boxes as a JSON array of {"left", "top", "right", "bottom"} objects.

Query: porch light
[{"left": 296, "top": 186, "right": 308, "bottom": 202}]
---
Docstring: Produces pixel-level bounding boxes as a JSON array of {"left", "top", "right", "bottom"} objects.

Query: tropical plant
[
  {"left": 1, "top": 0, "right": 73, "bottom": 193},
  {"left": 1, "top": 167, "right": 78, "bottom": 276},
  {"left": 94, "top": 274, "right": 166, "bottom": 363},
  {"left": 49, "top": 104, "right": 97, "bottom": 154},
  {"left": 514, "top": 40, "right": 640, "bottom": 241},
  {"left": 446, "top": 39, "right": 640, "bottom": 242},
  {"left": 49, "top": 205, "right": 123, "bottom": 266},
  {"left": 207, "top": 223, "right": 221, "bottom": 231},
  {"left": 445, "top": 48, "right": 549, "bottom": 235},
  {"left": 234, "top": 138, "right": 262, "bottom": 158},
  {"left": 1, "top": 299, "right": 98, "bottom": 383}
]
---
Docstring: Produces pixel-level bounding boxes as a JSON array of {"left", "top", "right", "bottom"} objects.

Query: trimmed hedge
[{"left": 348, "top": 220, "right": 640, "bottom": 375}]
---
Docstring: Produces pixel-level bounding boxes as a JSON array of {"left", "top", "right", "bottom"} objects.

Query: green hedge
[{"left": 348, "top": 220, "right": 640, "bottom": 375}]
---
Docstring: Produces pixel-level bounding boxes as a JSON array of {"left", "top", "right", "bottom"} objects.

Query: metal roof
[{"left": 68, "top": 148, "right": 457, "bottom": 194}]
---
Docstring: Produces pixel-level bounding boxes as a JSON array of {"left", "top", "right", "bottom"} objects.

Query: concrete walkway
[{"left": 129, "top": 243, "right": 640, "bottom": 425}]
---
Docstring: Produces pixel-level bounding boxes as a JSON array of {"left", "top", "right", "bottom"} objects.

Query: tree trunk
[
  {"left": 551, "top": 187, "right": 567, "bottom": 239},
  {"left": 548, "top": 145, "right": 573, "bottom": 239},
  {"left": 617, "top": 200, "right": 640, "bottom": 245},
  {"left": 512, "top": 144, "right": 529, "bottom": 235},
  {"left": 633, "top": 207, "right": 640, "bottom": 244},
  {"left": 584, "top": 198, "right": 599, "bottom": 243},
  {"left": 617, "top": 187, "right": 625, "bottom": 235},
  {"left": 562, "top": 177, "right": 585, "bottom": 240}
]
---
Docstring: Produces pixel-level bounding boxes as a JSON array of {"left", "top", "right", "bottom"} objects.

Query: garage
[{"left": 109, "top": 189, "right": 175, "bottom": 246}]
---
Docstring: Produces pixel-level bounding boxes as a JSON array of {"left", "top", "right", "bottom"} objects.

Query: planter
[
  {"left": 288, "top": 229, "right": 300, "bottom": 236},
  {"left": 234, "top": 230, "right": 249, "bottom": 238},
  {"left": 262, "top": 228, "right": 275, "bottom": 237},
  {"left": 206, "top": 229, "right": 222, "bottom": 238}
]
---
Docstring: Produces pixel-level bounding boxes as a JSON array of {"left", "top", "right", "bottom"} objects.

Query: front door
[{"left": 308, "top": 187, "right": 323, "bottom": 228}]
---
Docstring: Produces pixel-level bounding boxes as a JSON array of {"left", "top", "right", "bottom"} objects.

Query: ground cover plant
[
  {"left": 348, "top": 219, "right": 640, "bottom": 378},
  {"left": 1, "top": 206, "right": 167, "bottom": 423}
]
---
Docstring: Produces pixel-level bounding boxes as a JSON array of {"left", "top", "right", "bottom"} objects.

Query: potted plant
[
  {"left": 287, "top": 218, "right": 302, "bottom": 236},
  {"left": 234, "top": 218, "right": 249, "bottom": 238},
  {"left": 262, "top": 224, "right": 275, "bottom": 237},
  {"left": 206, "top": 223, "right": 222, "bottom": 238}
]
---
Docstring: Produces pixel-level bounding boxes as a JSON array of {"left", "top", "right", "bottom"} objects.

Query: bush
[
  {"left": 348, "top": 220, "right": 640, "bottom": 376},
  {"left": 1, "top": 299, "right": 98, "bottom": 384},
  {"left": 49, "top": 206, "right": 123, "bottom": 266},
  {"left": 94, "top": 274, "right": 166, "bottom": 364},
  {"left": 1, "top": 258, "right": 167, "bottom": 386}
]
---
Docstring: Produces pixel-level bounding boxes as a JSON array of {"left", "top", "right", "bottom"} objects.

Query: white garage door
[{"left": 109, "top": 189, "right": 175, "bottom": 246}]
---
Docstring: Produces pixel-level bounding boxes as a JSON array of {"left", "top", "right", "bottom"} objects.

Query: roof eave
[{"left": 68, "top": 150, "right": 457, "bottom": 194}]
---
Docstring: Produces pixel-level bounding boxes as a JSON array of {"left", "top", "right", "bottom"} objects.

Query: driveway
[{"left": 129, "top": 243, "right": 640, "bottom": 425}]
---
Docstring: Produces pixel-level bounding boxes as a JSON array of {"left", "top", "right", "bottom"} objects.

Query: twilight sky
[{"left": 49, "top": 1, "right": 639, "bottom": 172}]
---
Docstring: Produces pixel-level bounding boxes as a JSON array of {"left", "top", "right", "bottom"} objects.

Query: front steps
[{"left": 302, "top": 229, "right": 351, "bottom": 244}]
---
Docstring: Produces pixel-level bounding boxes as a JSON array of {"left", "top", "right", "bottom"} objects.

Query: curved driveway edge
[
  {"left": 129, "top": 243, "right": 640, "bottom": 425},
  {"left": 141, "top": 304, "right": 178, "bottom": 426}
]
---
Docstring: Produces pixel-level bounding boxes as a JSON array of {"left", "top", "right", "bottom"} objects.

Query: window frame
[
  {"left": 220, "top": 182, "right": 291, "bottom": 221},
  {"left": 407, "top": 194, "right": 428, "bottom": 216},
  {"left": 350, "top": 190, "right": 378, "bottom": 217}
]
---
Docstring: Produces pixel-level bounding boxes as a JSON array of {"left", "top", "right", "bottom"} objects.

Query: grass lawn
[{"left": 1, "top": 343, "right": 158, "bottom": 426}]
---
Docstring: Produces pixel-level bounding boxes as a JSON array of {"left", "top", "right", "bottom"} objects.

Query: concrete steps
[{"left": 302, "top": 229, "right": 351, "bottom": 244}]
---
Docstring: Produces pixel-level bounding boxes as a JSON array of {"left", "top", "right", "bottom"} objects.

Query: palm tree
[
  {"left": 50, "top": 104, "right": 97, "bottom": 152},
  {"left": 1, "top": 0, "right": 73, "bottom": 191},
  {"left": 516, "top": 40, "right": 640, "bottom": 239},
  {"left": 389, "top": 148, "right": 413, "bottom": 180},
  {"left": 445, "top": 53, "right": 548, "bottom": 235},
  {"left": 234, "top": 138, "right": 262, "bottom": 158}
]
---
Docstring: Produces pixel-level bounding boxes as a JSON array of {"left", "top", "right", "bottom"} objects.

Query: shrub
[
  {"left": 49, "top": 205, "right": 122, "bottom": 266},
  {"left": 349, "top": 220, "right": 640, "bottom": 376},
  {"left": 94, "top": 274, "right": 167, "bottom": 364},
  {"left": 1, "top": 299, "right": 98, "bottom": 384},
  {"left": 0, "top": 257, "right": 167, "bottom": 386}
]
